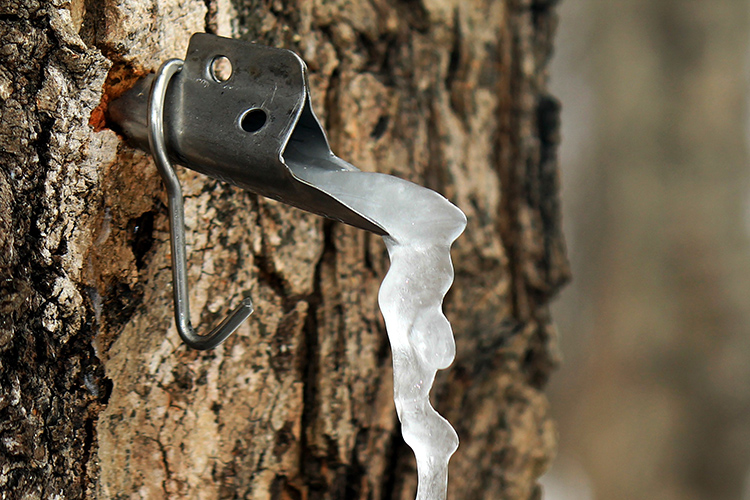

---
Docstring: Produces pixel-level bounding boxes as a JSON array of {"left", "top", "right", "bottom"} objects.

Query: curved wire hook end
[
  {"left": 148, "top": 59, "right": 254, "bottom": 350},
  {"left": 176, "top": 297, "right": 254, "bottom": 351}
]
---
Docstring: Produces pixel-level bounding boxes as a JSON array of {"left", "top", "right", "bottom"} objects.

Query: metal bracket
[
  {"left": 108, "top": 34, "right": 387, "bottom": 350},
  {"left": 109, "top": 33, "right": 385, "bottom": 235}
]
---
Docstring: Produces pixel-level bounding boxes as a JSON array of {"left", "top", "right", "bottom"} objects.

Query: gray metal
[
  {"left": 148, "top": 58, "right": 254, "bottom": 350},
  {"left": 109, "top": 33, "right": 386, "bottom": 235},
  {"left": 109, "top": 33, "right": 390, "bottom": 350}
]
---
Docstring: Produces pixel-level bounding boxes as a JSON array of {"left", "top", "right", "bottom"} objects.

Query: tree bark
[{"left": 0, "top": 0, "right": 566, "bottom": 499}]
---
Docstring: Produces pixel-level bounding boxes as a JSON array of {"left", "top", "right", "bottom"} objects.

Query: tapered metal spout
[{"left": 109, "top": 33, "right": 386, "bottom": 235}]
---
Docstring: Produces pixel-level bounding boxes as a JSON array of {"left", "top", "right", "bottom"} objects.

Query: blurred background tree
[{"left": 546, "top": 1, "right": 750, "bottom": 500}]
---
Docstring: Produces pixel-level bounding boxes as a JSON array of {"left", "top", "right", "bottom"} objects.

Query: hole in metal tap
[
  {"left": 210, "top": 56, "right": 232, "bottom": 82},
  {"left": 240, "top": 108, "right": 267, "bottom": 133}
]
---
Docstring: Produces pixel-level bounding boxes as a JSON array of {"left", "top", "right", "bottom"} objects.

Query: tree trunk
[{"left": 0, "top": 1, "right": 567, "bottom": 499}]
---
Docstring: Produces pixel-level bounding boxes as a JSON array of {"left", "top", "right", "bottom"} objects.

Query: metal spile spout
[
  {"left": 108, "top": 34, "right": 387, "bottom": 350},
  {"left": 109, "top": 33, "right": 386, "bottom": 236}
]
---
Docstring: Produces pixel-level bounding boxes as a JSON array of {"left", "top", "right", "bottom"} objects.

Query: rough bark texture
[{"left": 0, "top": 1, "right": 566, "bottom": 499}]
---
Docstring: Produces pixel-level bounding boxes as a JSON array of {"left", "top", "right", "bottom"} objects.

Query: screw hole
[
  {"left": 240, "top": 109, "right": 267, "bottom": 133},
  {"left": 210, "top": 56, "right": 232, "bottom": 82}
]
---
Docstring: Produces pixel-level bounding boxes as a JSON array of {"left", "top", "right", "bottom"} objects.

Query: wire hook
[{"left": 148, "top": 58, "right": 254, "bottom": 350}]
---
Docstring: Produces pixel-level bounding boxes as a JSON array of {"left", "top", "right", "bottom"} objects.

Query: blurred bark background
[
  {"left": 547, "top": 1, "right": 750, "bottom": 500},
  {"left": 0, "top": 0, "right": 566, "bottom": 498}
]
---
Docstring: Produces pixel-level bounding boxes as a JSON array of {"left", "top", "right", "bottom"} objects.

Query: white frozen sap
[{"left": 293, "top": 165, "right": 466, "bottom": 500}]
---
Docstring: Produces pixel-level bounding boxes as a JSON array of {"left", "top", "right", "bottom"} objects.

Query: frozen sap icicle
[{"left": 292, "top": 167, "right": 466, "bottom": 500}]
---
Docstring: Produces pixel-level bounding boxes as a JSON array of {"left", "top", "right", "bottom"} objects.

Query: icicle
[{"left": 293, "top": 169, "right": 466, "bottom": 500}]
